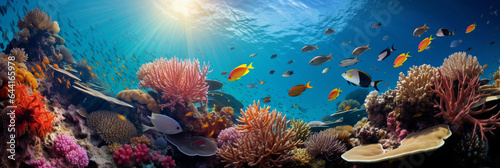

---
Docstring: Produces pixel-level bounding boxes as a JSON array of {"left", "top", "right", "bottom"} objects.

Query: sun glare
[{"left": 153, "top": 0, "right": 199, "bottom": 20}]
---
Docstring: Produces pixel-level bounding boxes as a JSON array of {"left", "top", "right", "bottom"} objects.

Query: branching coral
[
  {"left": 440, "top": 52, "right": 483, "bottom": 80},
  {"left": 130, "top": 135, "right": 151, "bottom": 146},
  {"left": 432, "top": 66, "right": 500, "bottom": 140},
  {"left": 218, "top": 101, "right": 301, "bottom": 168},
  {"left": 116, "top": 89, "right": 160, "bottom": 113},
  {"left": 137, "top": 57, "right": 211, "bottom": 110},
  {"left": 305, "top": 131, "right": 347, "bottom": 161},
  {"left": 337, "top": 99, "right": 360, "bottom": 111},
  {"left": 14, "top": 83, "right": 55, "bottom": 137},
  {"left": 86, "top": 110, "right": 137, "bottom": 144},
  {"left": 396, "top": 64, "right": 438, "bottom": 104},
  {"left": 10, "top": 48, "right": 29, "bottom": 63},
  {"left": 289, "top": 118, "right": 311, "bottom": 142}
]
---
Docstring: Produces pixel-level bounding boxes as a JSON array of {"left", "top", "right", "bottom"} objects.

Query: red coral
[
  {"left": 14, "top": 83, "right": 56, "bottom": 137},
  {"left": 113, "top": 144, "right": 133, "bottom": 165},
  {"left": 151, "top": 151, "right": 176, "bottom": 168},
  {"left": 132, "top": 143, "right": 150, "bottom": 163},
  {"left": 432, "top": 67, "right": 500, "bottom": 140}
]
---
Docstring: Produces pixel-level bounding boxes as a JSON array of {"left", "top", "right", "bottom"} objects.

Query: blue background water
[{"left": 1, "top": 0, "right": 499, "bottom": 122}]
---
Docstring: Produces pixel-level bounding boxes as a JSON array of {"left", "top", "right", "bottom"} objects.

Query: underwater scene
[{"left": 1, "top": 0, "right": 500, "bottom": 167}]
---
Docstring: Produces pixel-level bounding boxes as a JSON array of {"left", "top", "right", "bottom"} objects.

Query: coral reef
[
  {"left": 112, "top": 143, "right": 175, "bottom": 167},
  {"left": 305, "top": 131, "right": 346, "bottom": 162},
  {"left": 452, "top": 126, "right": 489, "bottom": 168},
  {"left": 364, "top": 89, "right": 397, "bottom": 128},
  {"left": 289, "top": 148, "right": 313, "bottom": 167},
  {"left": 218, "top": 101, "right": 301, "bottom": 168},
  {"left": 53, "top": 134, "right": 89, "bottom": 168},
  {"left": 137, "top": 57, "right": 211, "bottom": 110},
  {"left": 289, "top": 118, "right": 311, "bottom": 142},
  {"left": 198, "top": 106, "right": 234, "bottom": 138},
  {"left": 116, "top": 89, "right": 160, "bottom": 113},
  {"left": 14, "top": 83, "right": 55, "bottom": 137},
  {"left": 130, "top": 135, "right": 151, "bottom": 146},
  {"left": 337, "top": 99, "right": 360, "bottom": 111},
  {"left": 353, "top": 123, "right": 387, "bottom": 145},
  {"left": 217, "top": 127, "right": 242, "bottom": 147},
  {"left": 440, "top": 52, "right": 483, "bottom": 80},
  {"left": 86, "top": 110, "right": 137, "bottom": 144},
  {"left": 396, "top": 64, "right": 438, "bottom": 104}
]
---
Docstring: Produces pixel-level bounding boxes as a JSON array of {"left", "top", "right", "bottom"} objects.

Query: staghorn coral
[
  {"left": 218, "top": 101, "right": 301, "bottom": 168},
  {"left": 14, "top": 83, "right": 56, "bottom": 137},
  {"left": 17, "top": 8, "right": 53, "bottom": 31},
  {"left": 10, "top": 48, "right": 29, "bottom": 63},
  {"left": 289, "top": 148, "right": 313, "bottom": 166},
  {"left": 337, "top": 99, "right": 360, "bottom": 111},
  {"left": 116, "top": 89, "right": 160, "bottom": 113},
  {"left": 86, "top": 110, "right": 137, "bottom": 144},
  {"left": 432, "top": 66, "right": 500, "bottom": 140},
  {"left": 440, "top": 52, "right": 483, "bottom": 80},
  {"left": 289, "top": 118, "right": 311, "bottom": 142},
  {"left": 130, "top": 135, "right": 151, "bottom": 146},
  {"left": 396, "top": 64, "right": 439, "bottom": 104},
  {"left": 137, "top": 57, "right": 211, "bottom": 110},
  {"left": 217, "top": 127, "right": 242, "bottom": 147},
  {"left": 305, "top": 131, "right": 347, "bottom": 161}
]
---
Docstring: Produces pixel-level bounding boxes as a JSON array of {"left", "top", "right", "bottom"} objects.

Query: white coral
[
  {"left": 440, "top": 52, "right": 483, "bottom": 80},
  {"left": 396, "top": 64, "right": 438, "bottom": 104}
]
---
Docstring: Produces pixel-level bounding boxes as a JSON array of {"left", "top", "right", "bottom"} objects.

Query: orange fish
[
  {"left": 57, "top": 78, "right": 62, "bottom": 83},
  {"left": 218, "top": 119, "right": 223, "bottom": 122},
  {"left": 344, "top": 105, "right": 351, "bottom": 111},
  {"left": 31, "top": 67, "right": 36, "bottom": 72},
  {"left": 375, "top": 67, "right": 378, "bottom": 70},
  {"left": 34, "top": 72, "right": 40, "bottom": 78},
  {"left": 185, "top": 112, "right": 193, "bottom": 117},
  {"left": 483, "top": 64, "right": 488, "bottom": 69},
  {"left": 260, "top": 81, "right": 264, "bottom": 85},
  {"left": 354, "top": 107, "right": 357, "bottom": 110},
  {"left": 385, "top": 82, "right": 389, "bottom": 85},
  {"left": 117, "top": 114, "right": 126, "bottom": 121},
  {"left": 202, "top": 122, "right": 209, "bottom": 128},
  {"left": 102, "top": 73, "right": 106, "bottom": 77},
  {"left": 263, "top": 97, "right": 271, "bottom": 103},
  {"left": 418, "top": 35, "right": 435, "bottom": 52},
  {"left": 209, "top": 130, "right": 214, "bottom": 136},
  {"left": 83, "top": 59, "right": 87, "bottom": 63},
  {"left": 394, "top": 52, "right": 411, "bottom": 68},
  {"left": 328, "top": 88, "right": 342, "bottom": 101},
  {"left": 96, "top": 62, "right": 100, "bottom": 66},
  {"left": 288, "top": 81, "right": 313, "bottom": 97},
  {"left": 126, "top": 88, "right": 129, "bottom": 90},
  {"left": 36, "top": 64, "right": 42, "bottom": 71},
  {"left": 42, "top": 62, "right": 46, "bottom": 69},
  {"left": 211, "top": 122, "right": 215, "bottom": 126},
  {"left": 68, "top": 65, "right": 72, "bottom": 71},
  {"left": 23, "top": 37, "right": 28, "bottom": 40},
  {"left": 207, "top": 114, "right": 211, "bottom": 120},
  {"left": 87, "top": 65, "right": 91, "bottom": 70},
  {"left": 466, "top": 23, "right": 476, "bottom": 33},
  {"left": 228, "top": 63, "right": 254, "bottom": 81},
  {"left": 43, "top": 57, "right": 50, "bottom": 64},
  {"left": 53, "top": 64, "right": 59, "bottom": 69},
  {"left": 105, "top": 84, "right": 108, "bottom": 87}
]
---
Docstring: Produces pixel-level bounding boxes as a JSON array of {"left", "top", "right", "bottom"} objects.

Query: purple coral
[
  {"left": 133, "top": 143, "right": 150, "bottom": 163},
  {"left": 217, "top": 127, "right": 242, "bottom": 147},
  {"left": 53, "top": 134, "right": 89, "bottom": 168},
  {"left": 29, "top": 158, "right": 53, "bottom": 168},
  {"left": 113, "top": 144, "right": 133, "bottom": 165},
  {"left": 151, "top": 151, "right": 176, "bottom": 168}
]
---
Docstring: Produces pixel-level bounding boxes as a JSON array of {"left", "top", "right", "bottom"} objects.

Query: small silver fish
[
  {"left": 301, "top": 45, "right": 318, "bottom": 53},
  {"left": 383, "top": 36, "right": 389, "bottom": 40},
  {"left": 247, "top": 84, "right": 257, "bottom": 88},
  {"left": 322, "top": 67, "right": 331, "bottom": 74},
  {"left": 287, "top": 60, "right": 295, "bottom": 65},
  {"left": 142, "top": 113, "right": 182, "bottom": 134},
  {"left": 342, "top": 41, "right": 351, "bottom": 46},
  {"left": 249, "top": 53, "right": 258, "bottom": 57},
  {"left": 371, "top": 22, "right": 382, "bottom": 28},
  {"left": 339, "top": 56, "right": 361, "bottom": 67},
  {"left": 309, "top": 53, "right": 333, "bottom": 66},
  {"left": 283, "top": 71, "right": 294, "bottom": 77}
]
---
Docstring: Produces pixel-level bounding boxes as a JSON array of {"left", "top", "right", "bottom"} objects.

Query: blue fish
[{"left": 450, "top": 39, "right": 462, "bottom": 48}]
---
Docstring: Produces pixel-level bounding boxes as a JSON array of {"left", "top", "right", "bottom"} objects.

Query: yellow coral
[
  {"left": 108, "top": 143, "right": 122, "bottom": 153},
  {"left": 130, "top": 135, "right": 151, "bottom": 146},
  {"left": 289, "top": 118, "right": 311, "bottom": 142},
  {"left": 290, "top": 148, "right": 312, "bottom": 166},
  {"left": 311, "top": 159, "right": 326, "bottom": 168},
  {"left": 16, "top": 68, "right": 38, "bottom": 93}
]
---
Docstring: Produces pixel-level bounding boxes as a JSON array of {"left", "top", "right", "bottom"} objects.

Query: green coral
[
  {"left": 289, "top": 119, "right": 311, "bottom": 142},
  {"left": 337, "top": 99, "right": 360, "bottom": 111}
]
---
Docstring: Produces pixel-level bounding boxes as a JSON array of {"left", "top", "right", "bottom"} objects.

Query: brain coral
[
  {"left": 396, "top": 64, "right": 439, "bottom": 105},
  {"left": 440, "top": 52, "right": 483, "bottom": 80},
  {"left": 86, "top": 110, "right": 137, "bottom": 144},
  {"left": 337, "top": 99, "right": 360, "bottom": 111},
  {"left": 116, "top": 89, "right": 160, "bottom": 113}
]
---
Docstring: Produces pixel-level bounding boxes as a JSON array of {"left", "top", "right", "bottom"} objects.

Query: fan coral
[
  {"left": 396, "top": 64, "right": 439, "bottom": 104},
  {"left": 217, "top": 127, "right": 242, "bottom": 147},
  {"left": 218, "top": 101, "right": 301, "bottom": 168},
  {"left": 289, "top": 118, "right": 311, "bottom": 142},
  {"left": 130, "top": 135, "right": 151, "bottom": 146},
  {"left": 345, "top": 89, "right": 370, "bottom": 105},
  {"left": 17, "top": 8, "right": 53, "bottom": 31},
  {"left": 137, "top": 57, "right": 211, "bottom": 110},
  {"left": 305, "top": 131, "right": 347, "bottom": 161},
  {"left": 440, "top": 52, "right": 483, "bottom": 80},
  {"left": 14, "top": 83, "right": 55, "bottom": 137},
  {"left": 86, "top": 110, "right": 137, "bottom": 144},
  {"left": 337, "top": 99, "right": 360, "bottom": 111},
  {"left": 53, "top": 134, "right": 89, "bottom": 168},
  {"left": 432, "top": 66, "right": 500, "bottom": 140},
  {"left": 10, "top": 48, "right": 28, "bottom": 63},
  {"left": 116, "top": 89, "right": 160, "bottom": 113},
  {"left": 289, "top": 148, "right": 313, "bottom": 166}
]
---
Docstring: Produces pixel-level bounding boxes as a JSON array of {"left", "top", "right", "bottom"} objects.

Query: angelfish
[
  {"left": 378, "top": 44, "right": 397, "bottom": 61},
  {"left": 341, "top": 69, "right": 382, "bottom": 91},
  {"left": 142, "top": 113, "right": 182, "bottom": 134}
]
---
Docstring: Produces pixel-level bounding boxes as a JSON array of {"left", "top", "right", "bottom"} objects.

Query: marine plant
[
  {"left": 337, "top": 99, "right": 360, "bottom": 111},
  {"left": 14, "top": 83, "right": 56, "bottom": 137},
  {"left": 218, "top": 101, "right": 301, "bottom": 168},
  {"left": 137, "top": 57, "right": 211, "bottom": 110}
]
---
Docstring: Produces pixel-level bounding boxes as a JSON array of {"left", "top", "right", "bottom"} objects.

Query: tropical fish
[
  {"left": 341, "top": 69, "right": 382, "bottom": 91},
  {"left": 426, "top": 46, "right": 433, "bottom": 50},
  {"left": 117, "top": 114, "right": 126, "bottom": 121},
  {"left": 353, "top": 107, "right": 357, "bottom": 110},
  {"left": 288, "top": 81, "right": 313, "bottom": 97},
  {"left": 450, "top": 39, "right": 462, "bottom": 48},
  {"left": 325, "top": 28, "right": 335, "bottom": 34},
  {"left": 413, "top": 24, "right": 430, "bottom": 37},
  {"left": 490, "top": 41, "right": 495, "bottom": 45},
  {"left": 287, "top": 60, "right": 295, "bottom": 65},
  {"left": 185, "top": 112, "right": 192, "bottom": 117},
  {"left": 378, "top": 44, "right": 397, "bottom": 61},
  {"left": 344, "top": 105, "right": 351, "bottom": 111},
  {"left": 322, "top": 67, "right": 330, "bottom": 74},
  {"left": 342, "top": 41, "right": 351, "bottom": 46},
  {"left": 260, "top": 81, "right": 265, "bottom": 85},
  {"left": 436, "top": 28, "right": 454, "bottom": 37},
  {"left": 483, "top": 64, "right": 488, "bottom": 69},
  {"left": 249, "top": 53, "right": 258, "bottom": 57},
  {"left": 247, "top": 84, "right": 257, "bottom": 88},
  {"left": 328, "top": 88, "right": 342, "bottom": 101},
  {"left": 339, "top": 56, "right": 361, "bottom": 67},
  {"left": 301, "top": 45, "right": 318, "bottom": 53},
  {"left": 228, "top": 63, "right": 254, "bottom": 81},
  {"left": 352, "top": 44, "right": 370, "bottom": 56},
  {"left": 466, "top": 23, "right": 476, "bottom": 33},
  {"left": 202, "top": 122, "right": 209, "bottom": 128},
  {"left": 371, "top": 22, "right": 382, "bottom": 28},
  {"left": 221, "top": 71, "right": 228, "bottom": 75},
  {"left": 418, "top": 35, "right": 435, "bottom": 52},
  {"left": 383, "top": 35, "right": 389, "bottom": 40},
  {"left": 309, "top": 53, "right": 333, "bottom": 66},
  {"left": 269, "top": 70, "right": 276, "bottom": 75},
  {"left": 142, "top": 113, "right": 182, "bottom": 134},
  {"left": 394, "top": 52, "right": 411, "bottom": 68},
  {"left": 282, "top": 71, "right": 294, "bottom": 77},
  {"left": 270, "top": 54, "right": 278, "bottom": 59},
  {"left": 230, "top": 47, "right": 236, "bottom": 50},
  {"left": 467, "top": 47, "right": 472, "bottom": 51},
  {"left": 263, "top": 96, "right": 271, "bottom": 103}
]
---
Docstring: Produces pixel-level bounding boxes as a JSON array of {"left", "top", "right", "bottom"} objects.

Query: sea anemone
[{"left": 305, "top": 131, "right": 346, "bottom": 161}]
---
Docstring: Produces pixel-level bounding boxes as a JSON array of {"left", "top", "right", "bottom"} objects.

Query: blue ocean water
[{"left": 1, "top": 0, "right": 499, "bottom": 122}]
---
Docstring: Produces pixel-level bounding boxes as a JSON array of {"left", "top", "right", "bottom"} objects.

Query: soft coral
[{"left": 14, "top": 83, "right": 56, "bottom": 137}]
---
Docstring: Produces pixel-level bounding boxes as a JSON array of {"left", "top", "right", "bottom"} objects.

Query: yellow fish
[
  {"left": 394, "top": 52, "right": 411, "bottom": 68},
  {"left": 228, "top": 63, "right": 254, "bottom": 81},
  {"left": 185, "top": 112, "right": 193, "bottom": 117},
  {"left": 117, "top": 114, "right": 126, "bottom": 120},
  {"left": 218, "top": 119, "right": 223, "bottom": 122},
  {"left": 202, "top": 122, "right": 209, "bottom": 128},
  {"left": 328, "top": 88, "right": 342, "bottom": 101}
]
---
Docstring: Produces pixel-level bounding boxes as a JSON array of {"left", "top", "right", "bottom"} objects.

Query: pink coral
[
  {"left": 151, "top": 151, "right": 176, "bottom": 168},
  {"left": 137, "top": 57, "right": 211, "bottom": 110},
  {"left": 53, "top": 134, "right": 89, "bottom": 168},
  {"left": 217, "top": 127, "right": 242, "bottom": 147},
  {"left": 113, "top": 144, "right": 133, "bottom": 165},
  {"left": 29, "top": 158, "right": 53, "bottom": 168},
  {"left": 132, "top": 143, "right": 150, "bottom": 163},
  {"left": 432, "top": 67, "right": 500, "bottom": 140}
]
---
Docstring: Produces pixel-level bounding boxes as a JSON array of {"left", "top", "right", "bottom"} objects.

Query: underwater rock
[
  {"left": 155, "top": 136, "right": 169, "bottom": 150},
  {"left": 57, "top": 45, "right": 76, "bottom": 64},
  {"left": 206, "top": 79, "right": 223, "bottom": 91},
  {"left": 165, "top": 134, "right": 218, "bottom": 156}
]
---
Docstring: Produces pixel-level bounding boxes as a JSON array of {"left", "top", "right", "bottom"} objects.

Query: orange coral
[
  {"left": 130, "top": 135, "right": 151, "bottom": 146},
  {"left": 14, "top": 83, "right": 55, "bottom": 137},
  {"left": 16, "top": 68, "right": 38, "bottom": 93},
  {"left": 234, "top": 101, "right": 271, "bottom": 133}
]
